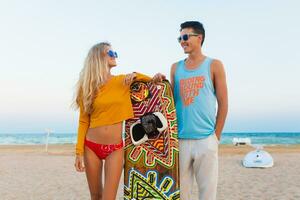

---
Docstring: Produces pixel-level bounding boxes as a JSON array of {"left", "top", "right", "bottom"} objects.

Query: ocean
[{"left": 0, "top": 132, "right": 300, "bottom": 145}]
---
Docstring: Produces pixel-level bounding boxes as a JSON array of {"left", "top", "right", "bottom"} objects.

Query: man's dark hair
[{"left": 180, "top": 21, "right": 205, "bottom": 46}]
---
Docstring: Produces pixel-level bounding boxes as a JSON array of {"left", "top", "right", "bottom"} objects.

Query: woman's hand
[
  {"left": 74, "top": 155, "right": 85, "bottom": 172},
  {"left": 152, "top": 73, "right": 166, "bottom": 83},
  {"left": 124, "top": 72, "right": 137, "bottom": 85}
]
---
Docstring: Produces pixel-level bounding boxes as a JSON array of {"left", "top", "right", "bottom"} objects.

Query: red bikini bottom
[{"left": 84, "top": 139, "right": 124, "bottom": 160}]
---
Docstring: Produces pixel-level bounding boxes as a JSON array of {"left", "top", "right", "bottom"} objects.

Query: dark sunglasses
[
  {"left": 177, "top": 33, "right": 200, "bottom": 43},
  {"left": 107, "top": 50, "right": 118, "bottom": 58}
]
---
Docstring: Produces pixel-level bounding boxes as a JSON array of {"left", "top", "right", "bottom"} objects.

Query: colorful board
[{"left": 124, "top": 80, "right": 180, "bottom": 199}]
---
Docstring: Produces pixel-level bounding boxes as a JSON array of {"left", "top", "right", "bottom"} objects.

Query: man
[{"left": 154, "top": 21, "right": 228, "bottom": 200}]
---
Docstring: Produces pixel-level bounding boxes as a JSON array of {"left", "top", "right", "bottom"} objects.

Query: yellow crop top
[{"left": 75, "top": 73, "right": 151, "bottom": 155}]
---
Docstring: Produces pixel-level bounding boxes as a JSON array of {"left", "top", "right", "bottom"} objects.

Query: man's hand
[{"left": 152, "top": 73, "right": 166, "bottom": 83}]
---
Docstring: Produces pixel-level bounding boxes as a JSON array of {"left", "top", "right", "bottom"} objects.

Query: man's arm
[
  {"left": 212, "top": 59, "right": 228, "bottom": 140},
  {"left": 170, "top": 63, "right": 177, "bottom": 91},
  {"left": 152, "top": 63, "right": 177, "bottom": 89}
]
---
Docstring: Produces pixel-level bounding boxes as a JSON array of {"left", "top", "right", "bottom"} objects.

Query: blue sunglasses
[{"left": 107, "top": 50, "right": 118, "bottom": 58}]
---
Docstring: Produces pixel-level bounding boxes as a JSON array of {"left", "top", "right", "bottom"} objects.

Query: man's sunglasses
[
  {"left": 177, "top": 33, "right": 200, "bottom": 43},
  {"left": 107, "top": 50, "right": 118, "bottom": 58}
]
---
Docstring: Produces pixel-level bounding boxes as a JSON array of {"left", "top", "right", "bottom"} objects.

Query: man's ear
[{"left": 198, "top": 35, "right": 203, "bottom": 44}]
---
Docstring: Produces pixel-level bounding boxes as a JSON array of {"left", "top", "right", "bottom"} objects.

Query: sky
[{"left": 0, "top": 0, "right": 299, "bottom": 133}]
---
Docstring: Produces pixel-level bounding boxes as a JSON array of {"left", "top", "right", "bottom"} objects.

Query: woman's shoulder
[
  {"left": 116, "top": 74, "right": 126, "bottom": 78},
  {"left": 113, "top": 72, "right": 152, "bottom": 82},
  {"left": 109, "top": 74, "right": 126, "bottom": 86},
  {"left": 113, "top": 74, "right": 126, "bottom": 82}
]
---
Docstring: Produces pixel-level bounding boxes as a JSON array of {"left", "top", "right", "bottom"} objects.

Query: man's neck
[
  {"left": 187, "top": 48, "right": 204, "bottom": 61},
  {"left": 185, "top": 49, "right": 205, "bottom": 67}
]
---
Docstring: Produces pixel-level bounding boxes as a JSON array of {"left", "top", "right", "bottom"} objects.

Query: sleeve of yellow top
[
  {"left": 76, "top": 101, "right": 90, "bottom": 156},
  {"left": 134, "top": 72, "right": 152, "bottom": 82}
]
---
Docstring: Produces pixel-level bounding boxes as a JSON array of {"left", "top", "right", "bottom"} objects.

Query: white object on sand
[
  {"left": 232, "top": 137, "right": 251, "bottom": 146},
  {"left": 242, "top": 145, "right": 274, "bottom": 168}
]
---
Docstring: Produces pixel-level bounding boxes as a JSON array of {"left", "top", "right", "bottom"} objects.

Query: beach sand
[{"left": 0, "top": 144, "right": 300, "bottom": 200}]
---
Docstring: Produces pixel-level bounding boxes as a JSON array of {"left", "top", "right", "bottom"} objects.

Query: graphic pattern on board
[
  {"left": 124, "top": 169, "right": 180, "bottom": 199},
  {"left": 124, "top": 81, "right": 180, "bottom": 200}
]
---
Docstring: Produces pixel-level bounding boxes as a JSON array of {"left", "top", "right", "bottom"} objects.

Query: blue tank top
[{"left": 174, "top": 57, "right": 216, "bottom": 139}]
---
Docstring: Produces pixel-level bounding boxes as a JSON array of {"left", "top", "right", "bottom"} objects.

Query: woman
[{"left": 73, "top": 42, "right": 150, "bottom": 200}]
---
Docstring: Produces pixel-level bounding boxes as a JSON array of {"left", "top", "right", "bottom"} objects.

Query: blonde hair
[{"left": 73, "top": 42, "right": 111, "bottom": 114}]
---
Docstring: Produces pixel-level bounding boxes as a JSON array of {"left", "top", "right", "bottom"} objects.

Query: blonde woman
[{"left": 73, "top": 42, "right": 150, "bottom": 200}]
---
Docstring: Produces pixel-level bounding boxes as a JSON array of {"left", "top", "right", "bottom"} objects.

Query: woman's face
[{"left": 105, "top": 47, "right": 118, "bottom": 68}]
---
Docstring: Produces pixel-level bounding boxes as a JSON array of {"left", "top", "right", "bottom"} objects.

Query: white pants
[{"left": 179, "top": 134, "right": 219, "bottom": 200}]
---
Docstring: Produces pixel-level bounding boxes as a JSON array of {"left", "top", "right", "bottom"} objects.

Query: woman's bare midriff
[{"left": 85, "top": 122, "right": 123, "bottom": 145}]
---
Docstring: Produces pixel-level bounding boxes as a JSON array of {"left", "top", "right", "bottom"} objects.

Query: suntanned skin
[
  {"left": 74, "top": 46, "right": 137, "bottom": 200},
  {"left": 155, "top": 27, "right": 228, "bottom": 140}
]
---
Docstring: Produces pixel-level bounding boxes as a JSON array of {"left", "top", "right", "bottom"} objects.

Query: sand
[{"left": 0, "top": 144, "right": 299, "bottom": 200}]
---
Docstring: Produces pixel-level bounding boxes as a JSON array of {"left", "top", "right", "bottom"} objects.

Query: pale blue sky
[{"left": 0, "top": 0, "right": 299, "bottom": 133}]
